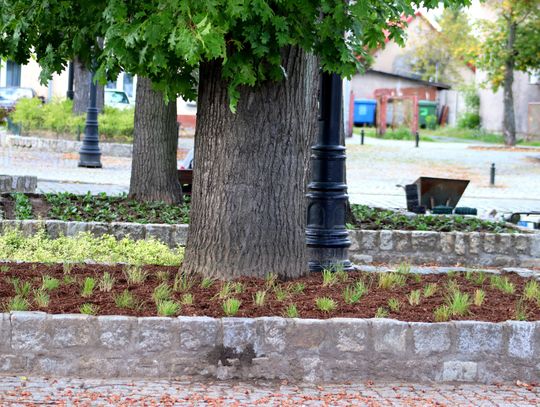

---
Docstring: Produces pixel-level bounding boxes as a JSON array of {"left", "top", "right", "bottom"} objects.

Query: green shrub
[
  {"left": 9, "top": 99, "right": 133, "bottom": 141},
  {"left": 425, "top": 114, "right": 437, "bottom": 130},
  {"left": 0, "top": 228, "right": 183, "bottom": 265},
  {"left": 458, "top": 112, "right": 480, "bottom": 129}
]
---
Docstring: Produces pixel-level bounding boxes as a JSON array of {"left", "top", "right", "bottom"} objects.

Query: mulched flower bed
[
  {"left": 350, "top": 204, "right": 513, "bottom": 233},
  {"left": 1, "top": 262, "right": 539, "bottom": 322},
  {"left": 1, "top": 193, "right": 514, "bottom": 233}
]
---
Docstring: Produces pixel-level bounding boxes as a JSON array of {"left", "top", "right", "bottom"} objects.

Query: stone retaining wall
[
  {"left": 0, "top": 220, "right": 538, "bottom": 266},
  {"left": 0, "top": 219, "right": 187, "bottom": 248},
  {"left": 2, "top": 134, "right": 133, "bottom": 157},
  {"left": 349, "top": 230, "right": 540, "bottom": 268},
  {"left": 0, "top": 312, "right": 538, "bottom": 383},
  {"left": 0, "top": 175, "right": 37, "bottom": 194}
]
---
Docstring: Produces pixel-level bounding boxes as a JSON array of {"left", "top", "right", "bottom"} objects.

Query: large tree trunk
[
  {"left": 182, "top": 47, "right": 319, "bottom": 279},
  {"left": 128, "top": 77, "right": 182, "bottom": 204},
  {"left": 502, "top": 20, "right": 517, "bottom": 146},
  {"left": 73, "top": 57, "right": 104, "bottom": 114}
]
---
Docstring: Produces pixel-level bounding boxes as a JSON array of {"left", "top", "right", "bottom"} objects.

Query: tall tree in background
[
  {"left": 476, "top": 0, "right": 540, "bottom": 145},
  {"left": 408, "top": 9, "right": 479, "bottom": 84},
  {"left": 1, "top": 0, "right": 472, "bottom": 278},
  {"left": 73, "top": 57, "right": 104, "bottom": 114}
]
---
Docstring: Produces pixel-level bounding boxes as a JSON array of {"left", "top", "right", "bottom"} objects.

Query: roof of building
[{"left": 366, "top": 69, "right": 452, "bottom": 90}]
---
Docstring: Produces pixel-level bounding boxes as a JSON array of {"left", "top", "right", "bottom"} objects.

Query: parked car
[
  {"left": 104, "top": 89, "right": 133, "bottom": 109},
  {"left": 0, "top": 87, "right": 39, "bottom": 113}
]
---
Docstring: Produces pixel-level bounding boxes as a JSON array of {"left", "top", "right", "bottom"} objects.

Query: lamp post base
[{"left": 307, "top": 247, "right": 353, "bottom": 272}]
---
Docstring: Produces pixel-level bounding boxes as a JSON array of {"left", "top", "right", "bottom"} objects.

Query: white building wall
[{"left": 478, "top": 70, "right": 540, "bottom": 137}]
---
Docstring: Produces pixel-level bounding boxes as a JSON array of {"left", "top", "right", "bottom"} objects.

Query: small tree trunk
[
  {"left": 502, "top": 20, "right": 517, "bottom": 146},
  {"left": 128, "top": 77, "right": 182, "bottom": 204},
  {"left": 72, "top": 57, "right": 104, "bottom": 114},
  {"left": 182, "top": 47, "right": 319, "bottom": 279}
]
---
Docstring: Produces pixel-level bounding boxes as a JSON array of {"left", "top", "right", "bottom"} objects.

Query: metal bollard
[
  {"left": 361, "top": 129, "right": 365, "bottom": 145},
  {"left": 415, "top": 131, "right": 419, "bottom": 148},
  {"left": 490, "top": 163, "right": 495, "bottom": 185}
]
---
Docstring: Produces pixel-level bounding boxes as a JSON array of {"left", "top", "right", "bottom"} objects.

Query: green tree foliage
[
  {"left": 1, "top": 0, "right": 471, "bottom": 107},
  {"left": 408, "top": 9, "right": 479, "bottom": 84},
  {"left": 476, "top": 0, "right": 540, "bottom": 91}
]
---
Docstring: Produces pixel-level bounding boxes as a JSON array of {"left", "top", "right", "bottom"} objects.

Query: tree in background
[
  {"left": 1, "top": 0, "right": 472, "bottom": 278},
  {"left": 0, "top": 0, "right": 182, "bottom": 204},
  {"left": 407, "top": 9, "right": 479, "bottom": 84},
  {"left": 476, "top": 0, "right": 540, "bottom": 146}
]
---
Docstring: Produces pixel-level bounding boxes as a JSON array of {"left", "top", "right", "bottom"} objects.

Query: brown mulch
[{"left": 1, "top": 262, "right": 539, "bottom": 322}]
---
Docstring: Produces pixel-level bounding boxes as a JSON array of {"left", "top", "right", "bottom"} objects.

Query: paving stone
[
  {"left": 178, "top": 316, "right": 220, "bottom": 352},
  {"left": 11, "top": 312, "right": 50, "bottom": 352},
  {"left": 49, "top": 314, "right": 95, "bottom": 348},
  {"left": 442, "top": 361, "right": 478, "bottom": 382},
  {"left": 45, "top": 220, "right": 67, "bottom": 238},
  {"left": 379, "top": 230, "right": 394, "bottom": 251},
  {"left": 0, "top": 313, "right": 10, "bottom": 351},
  {"left": 145, "top": 224, "right": 172, "bottom": 245},
  {"left": 112, "top": 222, "right": 145, "bottom": 240},
  {"left": 456, "top": 321, "right": 503, "bottom": 355},
  {"left": 136, "top": 317, "right": 177, "bottom": 353},
  {"left": 411, "top": 322, "right": 451, "bottom": 356},
  {"left": 254, "top": 317, "right": 288, "bottom": 354},
  {"left": 411, "top": 231, "right": 439, "bottom": 251},
  {"left": 66, "top": 221, "right": 87, "bottom": 237},
  {"left": 222, "top": 318, "right": 257, "bottom": 353},
  {"left": 372, "top": 319, "right": 408, "bottom": 354},
  {"left": 97, "top": 315, "right": 136, "bottom": 350}
]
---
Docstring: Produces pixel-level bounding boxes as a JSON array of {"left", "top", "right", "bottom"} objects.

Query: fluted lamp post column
[
  {"left": 306, "top": 72, "right": 352, "bottom": 272},
  {"left": 78, "top": 69, "right": 102, "bottom": 168}
]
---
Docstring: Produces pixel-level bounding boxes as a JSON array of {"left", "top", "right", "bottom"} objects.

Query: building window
[
  {"left": 6, "top": 60, "right": 21, "bottom": 87},
  {"left": 123, "top": 74, "right": 134, "bottom": 98}
]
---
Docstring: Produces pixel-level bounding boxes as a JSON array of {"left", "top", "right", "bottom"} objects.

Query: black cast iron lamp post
[
  {"left": 306, "top": 72, "right": 352, "bottom": 272},
  {"left": 78, "top": 69, "right": 102, "bottom": 168}
]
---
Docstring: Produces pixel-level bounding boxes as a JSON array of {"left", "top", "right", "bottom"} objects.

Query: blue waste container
[{"left": 353, "top": 99, "right": 377, "bottom": 126}]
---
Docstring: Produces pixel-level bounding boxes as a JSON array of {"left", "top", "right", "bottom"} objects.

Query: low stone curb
[
  {"left": 3, "top": 134, "right": 133, "bottom": 158},
  {"left": 0, "top": 219, "right": 187, "bottom": 249},
  {"left": 349, "top": 230, "right": 540, "bottom": 268},
  {"left": 0, "top": 175, "right": 37, "bottom": 194},
  {"left": 0, "top": 312, "right": 538, "bottom": 383},
  {"left": 0, "top": 219, "right": 538, "bottom": 266}
]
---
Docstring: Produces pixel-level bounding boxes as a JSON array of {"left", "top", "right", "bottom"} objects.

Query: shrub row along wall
[
  {"left": 349, "top": 230, "right": 540, "bottom": 268},
  {"left": 0, "top": 220, "right": 538, "bottom": 267},
  {"left": 1, "top": 134, "right": 133, "bottom": 158},
  {"left": 1, "top": 312, "right": 539, "bottom": 383}
]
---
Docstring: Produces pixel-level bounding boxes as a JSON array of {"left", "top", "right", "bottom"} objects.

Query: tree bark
[
  {"left": 72, "top": 57, "right": 104, "bottom": 114},
  {"left": 128, "top": 76, "right": 182, "bottom": 204},
  {"left": 502, "top": 20, "right": 517, "bottom": 146},
  {"left": 182, "top": 47, "right": 319, "bottom": 279}
]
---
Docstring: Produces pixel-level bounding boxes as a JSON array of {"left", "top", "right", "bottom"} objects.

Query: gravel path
[{"left": 1, "top": 376, "right": 539, "bottom": 406}]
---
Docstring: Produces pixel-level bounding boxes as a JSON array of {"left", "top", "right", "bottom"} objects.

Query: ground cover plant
[
  {"left": 1, "top": 193, "right": 512, "bottom": 233},
  {"left": 0, "top": 229, "right": 183, "bottom": 266},
  {"left": 1, "top": 192, "right": 190, "bottom": 224},
  {"left": 1, "top": 262, "right": 539, "bottom": 322},
  {"left": 350, "top": 204, "right": 512, "bottom": 233}
]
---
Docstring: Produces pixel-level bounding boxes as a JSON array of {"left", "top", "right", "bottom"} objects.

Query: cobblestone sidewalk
[{"left": 0, "top": 376, "right": 539, "bottom": 406}]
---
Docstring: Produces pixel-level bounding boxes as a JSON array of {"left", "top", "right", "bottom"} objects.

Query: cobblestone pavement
[
  {"left": 346, "top": 135, "right": 540, "bottom": 215},
  {"left": 2, "top": 131, "right": 540, "bottom": 215},
  {"left": 0, "top": 376, "right": 539, "bottom": 406}
]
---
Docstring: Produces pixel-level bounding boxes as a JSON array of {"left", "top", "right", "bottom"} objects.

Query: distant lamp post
[
  {"left": 78, "top": 69, "right": 102, "bottom": 168},
  {"left": 66, "top": 61, "right": 74, "bottom": 100},
  {"left": 306, "top": 72, "right": 352, "bottom": 272}
]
